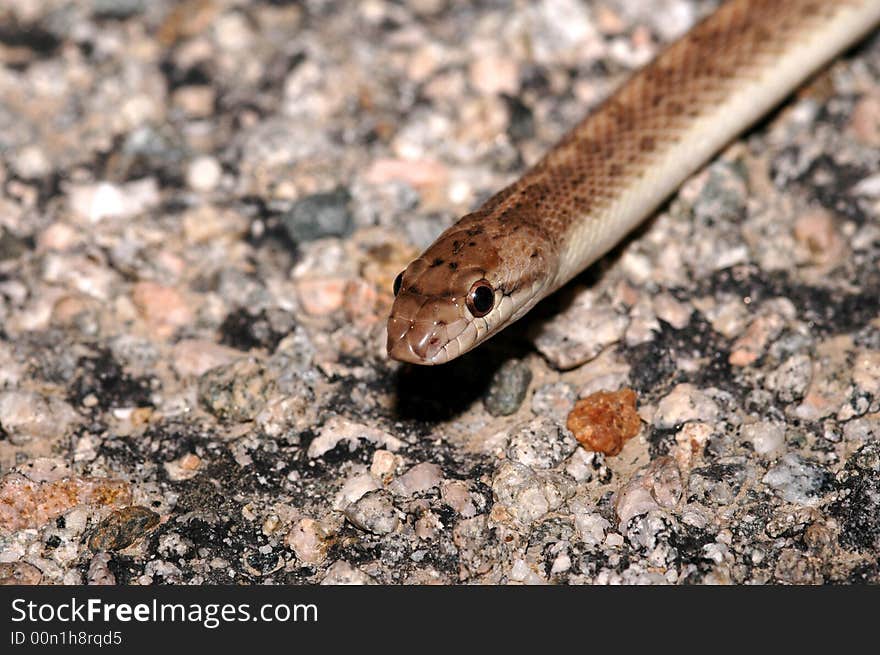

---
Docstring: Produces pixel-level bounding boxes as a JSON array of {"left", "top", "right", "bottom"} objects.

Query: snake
[{"left": 386, "top": 0, "right": 880, "bottom": 365}]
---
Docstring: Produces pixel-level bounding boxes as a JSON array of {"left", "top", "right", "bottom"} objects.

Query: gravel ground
[{"left": 1, "top": 0, "right": 879, "bottom": 585}]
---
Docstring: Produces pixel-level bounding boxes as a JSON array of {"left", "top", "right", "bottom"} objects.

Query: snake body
[{"left": 387, "top": 0, "right": 880, "bottom": 365}]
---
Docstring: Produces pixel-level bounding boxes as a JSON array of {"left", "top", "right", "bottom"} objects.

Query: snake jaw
[{"left": 386, "top": 290, "right": 470, "bottom": 364}]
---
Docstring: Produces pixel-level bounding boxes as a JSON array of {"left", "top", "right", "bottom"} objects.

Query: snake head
[{"left": 386, "top": 220, "right": 553, "bottom": 364}]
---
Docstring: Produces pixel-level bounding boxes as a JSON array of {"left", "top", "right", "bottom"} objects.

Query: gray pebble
[
  {"left": 530, "top": 381, "right": 576, "bottom": 422},
  {"left": 506, "top": 417, "right": 577, "bottom": 469},
  {"left": 483, "top": 359, "right": 532, "bottom": 417},
  {"left": 491, "top": 461, "right": 575, "bottom": 526},
  {"left": 344, "top": 490, "right": 400, "bottom": 535},
  {"left": 197, "top": 357, "right": 275, "bottom": 423},
  {"left": 282, "top": 187, "right": 353, "bottom": 243},
  {"left": 763, "top": 453, "right": 830, "bottom": 505}
]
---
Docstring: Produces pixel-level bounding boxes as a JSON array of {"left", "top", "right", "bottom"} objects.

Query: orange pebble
[{"left": 566, "top": 388, "right": 641, "bottom": 456}]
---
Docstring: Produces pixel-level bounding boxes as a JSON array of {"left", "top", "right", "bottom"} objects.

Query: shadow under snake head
[{"left": 386, "top": 218, "right": 556, "bottom": 365}]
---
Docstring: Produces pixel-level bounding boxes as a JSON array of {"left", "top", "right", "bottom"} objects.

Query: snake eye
[
  {"left": 392, "top": 271, "right": 404, "bottom": 296},
  {"left": 466, "top": 280, "right": 495, "bottom": 318}
]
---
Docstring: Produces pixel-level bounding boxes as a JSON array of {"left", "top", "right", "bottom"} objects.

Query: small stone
[
  {"left": 615, "top": 457, "right": 681, "bottom": 528},
  {"left": 849, "top": 92, "right": 880, "bottom": 146},
  {"left": 333, "top": 473, "right": 381, "bottom": 511},
  {"left": 741, "top": 421, "right": 785, "bottom": 459},
  {"left": 282, "top": 188, "right": 353, "bottom": 243},
  {"left": 506, "top": 417, "right": 577, "bottom": 469},
  {"left": 295, "top": 277, "right": 347, "bottom": 316},
  {"left": 0, "top": 561, "right": 43, "bottom": 585},
  {"left": 86, "top": 552, "right": 116, "bottom": 585},
  {"left": 852, "top": 350, "right": 880, "bottom": 397},
  {"left": 531, "top": 381, "right": 577, "bottom": 422},
  {"left": 763, "top": 454, "right": 831, "bottom": 505},
  {"left": 370, "top": 450, "right": 397, "bottom": 480},
  {"left": 197, "top": 357, "right": 275, "bottom": 423},
  {"left": 0, "top": 473, "right": 131, "bottom": 533},
  {"left": 566, "top": 388, "right": 641, "bottom": 456},
  {"left": 764, "top": 354, "right": 812, "bottom": 402},
  {"left": 320, "top": 561, "right": 376, "bottom": 585},
  {"left": 308, "top": 417, "right": 404, "bottom": 459},
  {"left": 483, "top": 359, "right": 532, "bottom": 417},
  {"left": 729, "top": 314, "right": 785, "bottom": 367},
  {"left": 286, "top": 518, "right": 331, "bottom": 566},
  {"left": 491, "top": 462, "right": 575, "bottom": 526},
  {"left": 163, "top": 453, "right": 202, "bottom": 481},
  {"left": 794, "top": 210, "right": 845, "bottom": 267},
  {"left": 172, "top": 85, "right": 215, "bottom": 118},
  {"left": 534, "top": 292, "right": 628, "bottom": 369},
  {"left": 653, "top": 293, "right": 692, "bottom": 329},
  {"left": 0, "top": 391, "right": 78, "bottom": 445},
  {"left": 69, "top": 179, "right": 159, "bottom": 223},
  {"left": 131, "top": 281, "right": 194, "bottom": 339},
  {"left": 172, "top": 339, "right": 241, "bottom": 378},
  {"left": 469, "top": 55, "right": 519, "bottom": 95},
  {"left": 344, "top": 490, "right": 400, "bottom": 534},
  {"left": 653, "top": 384, "right": 719, "bottom": 429},
  {"left": 440, "top": 480, "right": 477, "bottom": 518},
  {"left": 186, "top": 155, "right": 222, "bottom": 192},
  {"left": 88, "top": 506, "right": 160, "bottom": 552},
  {"left": 388, "top": 462, "right": 443, "bottom": 497},
  {"left": 570, "top": 497, "right": 610, "bottom": 546}
]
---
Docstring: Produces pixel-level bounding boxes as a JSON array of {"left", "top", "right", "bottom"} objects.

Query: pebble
[
  {"left": 530, "top": 381, "right": 576, "bottom": 422},
  {"left": 0, "top": 391, "right": 78, "bottom": 445},
  {"left": 163, "top": 453, "right": 202, "bottom": 482},
  {"left": 843, "top": 416, "right": 880, "bottom": 444},
  {"left": 88, "top": 506, "right": 160, "bottom": 552},
  {"left": 729, "top": 314, "right": 785, "bottom": 367},
  {"left": 764, "top": 353, "right": 812, "bottom": 402},
  {"left": 762, "top": 454, "right": 830, "bottom": 505},
  {"left": 0, "top": 561, "right": 43, "bottom": 585},
  {"left": 282, "top": 188, "right": 354, "bottom": 243},
  {"left": 186, "top": 155, "right": 223, "bottom": 192},
  {"left": 740, "top": 421, "right": 785, "bottom": 459},
  {"left": 172, "top": 339, "right": 241, "bottom": 378},
  {"left": 285, "top": 518, "right": 331, "bottom": 566},
  {"left": 197, "top": 357, "right": 275, "bottom": 423},
  {"left": 440, "top": 480, "right": 478, "bottom": 518},
  {"left": 469, "top": 55, "right": 519, "bottom": 96},
  {"left": 333, "top": 472, "right": 381, "bottom": 511},
  {"left": 653, "top": 384, "right": 719, "bottom": 429},
  {"left": 653, "top": 293, "right": 692, "bottom": 329},
  {"left": 794, "top": 210, "right": 845, "bottom": 266},
  {"left": 343, "top": 490, "right": 400, "bottom": 535},
  {"left": 852, "top": 350, "right": 880, "bottom": 397},
  {"left": 86, "top": 552, "right": 117, "bottom": 585},
  {"left": 0, "top": 473, "right": 131, "bottom": 533},
  {"left": 68, "top": 179, "right": 160, "bottom": 223},
  {"left": 131, "top": 281, "right": 194, "bottom": 339},
  {"left": 849, "top": 92, "right": 880, "bottom": 146},
  {"left": 491, "top": 462, "right": 575, "bottom": 526},
  {"left": 566, "top": 389, "right": 641, "bottom": 456},
  {"left": 295, "top": 277, "right": 347, "bottom": 317},
  {"left": 534, "top": 291, "right": 629, "bottom": 369},
  {"left": 320, "top": 561, "right": 377, "bottom": 585},
  {"left": 615, "top": 457, "right": 681, "bottom": 528},
  {"left": 570, "top": 497, "right": 610, "bottom": 546},
  {"left": 506, "top": 417, "right": 577, "bottom": 469},
  {"left": 388, "top": 462, "right": 443, "bottom": 497},
  {"left": 483, "top": 359, "right": 532, "bottom": 417},
  {"left": 370, "top": 450, "right": 398, "bottom": 481},
  {"left": 309, "top": 418, "right": 404, "bottom": 459},
  {"left": 171, "top": 85, "right": 216, "bottom": 118}
]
